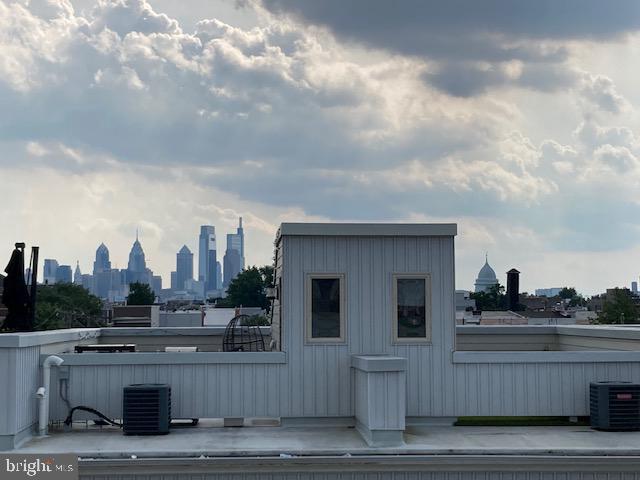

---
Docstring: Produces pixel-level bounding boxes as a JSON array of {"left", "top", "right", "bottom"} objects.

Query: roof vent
[
  {"left": 590, "top": 381, "right": 640, "bottom": 431},
  {"left": 123, "top": 384, "right": 171, "bottom": 435}
]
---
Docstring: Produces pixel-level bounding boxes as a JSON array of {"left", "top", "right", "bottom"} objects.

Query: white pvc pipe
[{"left": 38, "top": 355, "right": 64, "bottom": 436}]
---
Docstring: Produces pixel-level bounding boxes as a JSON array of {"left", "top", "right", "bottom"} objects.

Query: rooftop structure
[{"left": 2, "top": 222, "right": 640, "bottom": 478}]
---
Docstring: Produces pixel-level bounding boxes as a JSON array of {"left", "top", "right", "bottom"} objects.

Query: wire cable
[{"left": 63, "top": 406, "right": 122, "bottom": 428}]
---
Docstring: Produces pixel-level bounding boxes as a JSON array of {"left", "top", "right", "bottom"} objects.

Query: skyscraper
[
  {"left": 216, "top": 261, "right": 222, "bottom": 291},
  {"left": 223, "top": 217, "right": 246, "bottom": 287},
  {"left": 125, "top": 232, "right": 152, "bottom": 286},
  {"left": 43, "top": 259, "right": 59, "bottom": 285},
  {"left": 93, "top": 243, "right": 111, "bottom": 274},
  {"left": 176, "top": 245, "right": 193, "bottom": 291},
  {"left": 92, "top": 243, "right": 113, "bottom": 299},
  {"left": 74, "top": 261, "right": 82, "bottom": 285},
  {"left": 55, "top": 265, "right": 73, "bottom": 284},
  {"left": 198, "top": 226, "right": 217, "bottom": 292},
  {"left": 127, "top": 233, "right": 147, "bottom": 274}
]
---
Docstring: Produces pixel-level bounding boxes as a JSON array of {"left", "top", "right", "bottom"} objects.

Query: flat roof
[
  {"left": 12, "top": 423, "right": 640, "bottom": 458},
  {"left": 279, "top": 223, "right": 457, "bottom": 238}
]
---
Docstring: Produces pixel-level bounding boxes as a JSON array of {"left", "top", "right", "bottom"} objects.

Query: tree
[
  {"left": 35, "top": 283, "right": 103, "bottom": 330},
  {"left": 127, "top": 282, "right": 155, "bottom": 305},
  {"left": 470, "top": 283, "right": 506, "bottom": 311},
  {"left": 218, "top": 265, "right": 274, "bottom": 311},
  {"left": 598, "top": 288, "right": 639, "bottom": 324},
  {"left": 558, "top": 287, "right": 586, "bottom": 307},
  {"left": 559, "top": 287, "right": 577, "bottom": 300}
]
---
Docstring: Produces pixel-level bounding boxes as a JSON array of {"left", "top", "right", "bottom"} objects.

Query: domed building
[{"left": 474, "top": 255, "right": 499, "bottom": 293}]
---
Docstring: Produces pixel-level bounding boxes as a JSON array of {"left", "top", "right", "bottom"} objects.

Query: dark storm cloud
[
  {"left": 261, "top": 0, "right": 640, "bottom": 96},
  {"left": 262, "top": 1, "right": 640, "bottom": 46}
]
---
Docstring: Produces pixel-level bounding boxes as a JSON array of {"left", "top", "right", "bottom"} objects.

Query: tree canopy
[
  {"left": 558, "top": 287, "right": 586, "bottom": 307},
  {"left": 598, "top": 288, "right": 639, "bottom": 324},
  {"left": 35, "top": 283, "right": 103, "bottom": 330},
  {"left": 558, "top": 287, "right": 577, "bottom": 299},
  {"left": 217, "top": 265, "right": 274, "bottom": 311},
  {"left": 127, "top": 282, "right": 156, "bottom": 305},
  {"left": 470, "top": 283, "right": 506, "bottom": 311}
]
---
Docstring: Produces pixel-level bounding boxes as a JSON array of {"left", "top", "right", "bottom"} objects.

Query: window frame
[
  {"left": 392, "top": 273, "right": 432, "bottom": 344},
  {"left": 305, "top": 273, "right": 346, "bottom": 344}
]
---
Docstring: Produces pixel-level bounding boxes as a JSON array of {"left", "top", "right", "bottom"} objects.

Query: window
[
  {"left": 305, "top": 273, "right": 345, "bottom": 343},
  {"left": 393, "top": 274, "right": 431, "bottom": 343}
]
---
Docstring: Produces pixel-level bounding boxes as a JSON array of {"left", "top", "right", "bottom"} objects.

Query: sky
[{"left": 0, "top": 0, "right": 639, "bottom": 296}]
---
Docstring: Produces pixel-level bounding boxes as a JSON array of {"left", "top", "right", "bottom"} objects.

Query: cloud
[
  {"left": 1, "top": 0, "right": 640, "bottom": 295},
  {"left": 594, "top": 144, "right": 640, "bottom": 174},
  {"left": 260, "top": 0, "right": 640, "bottom": 96},
  {"left": 261, "top": 1, "right": 640, "bottom": 46},
  {"left": 579, "top": 74, "right": 629, "bottom": 113}
]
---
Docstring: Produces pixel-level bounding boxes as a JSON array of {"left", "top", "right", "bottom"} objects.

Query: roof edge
[{"left": 279, "top": 223, "right": 457, "bottom": 237}]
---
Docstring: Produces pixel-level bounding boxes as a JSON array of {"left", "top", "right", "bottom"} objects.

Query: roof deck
[{"left": 13, "top": 422, "right": 640, "bottom": 458}]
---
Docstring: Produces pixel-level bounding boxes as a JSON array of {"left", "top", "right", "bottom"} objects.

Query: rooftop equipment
[
  {"left": 223, "top": 314, "right": 265, "bottom": 352},
  {"left": 590, "top": 381, "right": 640, "bottom": 431},
  {"left": 123, "top": 384, "right": 171, "bottom": 435}
]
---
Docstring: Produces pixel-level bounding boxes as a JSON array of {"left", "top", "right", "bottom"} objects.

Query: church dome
[
  {"left": 477, "top": 261, "right": 497, "bottom": 282},
  {"left": 474, "top": 256, "right": 499, "bottom": 293}
]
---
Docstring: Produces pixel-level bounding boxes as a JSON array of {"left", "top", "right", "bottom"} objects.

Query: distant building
[
  {"left": 151, "top": 275, "right": 162, "bottom": 297},
  {"left": 519, "top": 294, "right": 550, "bottom": 311},
  {"left": 223, "top": 217, "right": 245, "bottom": 287},
  {"left": 184, "top": 279, "right": 205, "bottom": 300},
  {"left": 223, "top": 248, "right": 242, "bottom": 288},
  {"left": 198, "top": 226, "right": 217, "bottom": 292},
  {"left": 125, "top": 233, "right": 153, "bottom": 286},
  {"left": 535, "top": 288, "right": 563, "bottom": 297},
  {"left": 455, "top": 290, "right": 476, "bottom": 312},
  {"left": 80, "top": 274, "right": 93, "bottom": 292},
  {"left": 73, "top": 261, "right": 82, "bottom": 285},
  {"left": 55, "top": 265, "right": 72, "bottom": 284},
  {"left": 474, "top": 255, "right": 498, "bottom": 293},
  {"left": 632, "top": 281, "right": 638, "bottom": 295},
  {"left": 170, "top": 271, "right": 177, "bottom": 291},
  {"left": 216, "top": 261, "right": 222, "bottom": 291},
  {"left": 43, "top": 259, "right": 59, "bottom": 285},
  {"left": 93, "top": 243, "right": 111, "bottom": 274},
  {"left": 176, "top": 245, "right": 193, "bottom": 291}
]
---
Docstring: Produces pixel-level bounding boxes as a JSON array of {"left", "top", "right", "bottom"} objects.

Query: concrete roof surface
[{"left": 11, "top": 423, "right": 640, "bottom": 458}]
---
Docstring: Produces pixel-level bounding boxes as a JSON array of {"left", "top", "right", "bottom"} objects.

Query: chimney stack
[{"left": 506, "top": 268, "right": 520, "bottom": 311}]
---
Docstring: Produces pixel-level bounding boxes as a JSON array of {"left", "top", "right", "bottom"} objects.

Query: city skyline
[
  {"left": 1, "top": 0, "right": 639, "bottom": 296},
  {"left": 38, "top": 219, "right": 247, "bottom": 296}
]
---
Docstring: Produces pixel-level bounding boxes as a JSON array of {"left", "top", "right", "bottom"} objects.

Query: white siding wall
[
  {"left": 0, "top": 346, "right": 40, "bottom": 439},
  {"left": 279, "top": 234, "right": 640, "bottom": 418},
  {"left": 280, "top": 235, "right": 456, "bottom": 418},
  {"left": 50, "top": 362, "right": 284, "bottom": 421}
]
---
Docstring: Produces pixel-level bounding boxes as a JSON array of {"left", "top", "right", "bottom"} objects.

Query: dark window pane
[
  {"left": 311, "top": 278, "right": 341, "bottom": 338},
  {"left": 397, "top": 278, "right": 426, "bottom": 338}
]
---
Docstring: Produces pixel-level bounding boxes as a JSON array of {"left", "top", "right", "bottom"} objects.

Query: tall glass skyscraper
[
  {"left": 223, "top": 217, "right": 245, "bottom": 287},
  {"left": 176, "top": 245, "right": 193, "bottom": 291},
  {"left": 93, "top": 243, "right": 111, "bottom": 274},
  {"left": 198, "top": 225, "right": 217, "bottom": 292}
]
